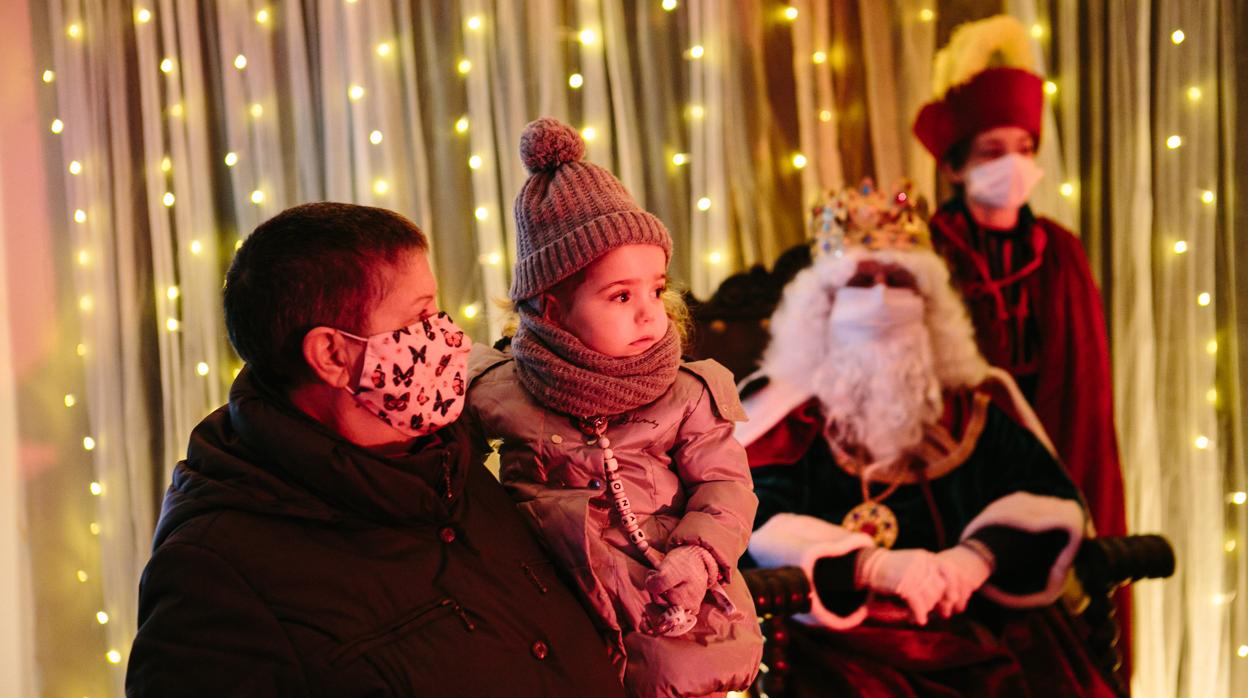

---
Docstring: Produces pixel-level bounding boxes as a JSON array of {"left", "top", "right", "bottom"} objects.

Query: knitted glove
[
  {"left": 645, "top": 545, "right": 717, "bottom": 612},
  {"left": 932, "top": 542, "right": 994, "bottom": 618},
  {"left": 855, "top": 547, "right": 946, "bottom": 625}
]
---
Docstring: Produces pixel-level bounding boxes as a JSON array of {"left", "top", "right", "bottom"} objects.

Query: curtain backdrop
[{"left": 4, "top": 1, "right": 1243, "bottom": 696}]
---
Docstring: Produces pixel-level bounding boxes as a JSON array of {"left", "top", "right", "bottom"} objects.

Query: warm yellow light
[
  {"left": 89, "top": 521, "right": 101, "bottom": 535},
  {"left": 376, "top": 42, "right": 392, "bottom": 57},
  {"left": 42, "top": 70, "right": 55, "bottom": 83},
  {"left": 581, "top": 126, "right": 597, "bottom": 142},
  {"left": 462, "top": 303, "right": 480, "bottom": 319},
  {"left": 1207, "top": 387, "right": 1218, "bottom": 404},
  {"left": 255, "top": 9, "right": 271, "bottom": 24},
  {"left": 484, "top": 251, "right": 503, "bottom": 266},
  {"left": 65, "top": 394, "right": 77, "bottom": 408},
  {"left": 1198, "top": 292, "right": 1211, "bottom": 306},
  {"left": 76, "top": 343, "right": 87, "bottom": 357},
  {"left": 67, "top": 160, "right": 82, "bottom": 175},
  {"left": 697, "top": 197, "right": 712, "bottom": 211},
  {"left": 67, "top": 23, "right": 82, "bottom": 39},
  {"left": 579, "top": 28, "right": 598, "bottom": 45},
  {"left": 1239, "top": 644, "right": 1248, "bottom": 658},
  {"left": 792, "top": 153, "right": 807, "bottom": 169},
  {"left": 1195, "top": 435, "right": 1210, "bottom": 449},
  {"left": 1227, "top": 539, "right": 1238, "bottom": 552},
  {"left": 474, "top": 206, "right": 489, "bottom": 221},
  {"left": 232, "top": 366, "right": 242, "bottom": 378},
  {"left": 1044, "top": 80, "right": 1058, "bottom": 96},
  {"left": 707, "top": 251, "right": 724, "bottom": 265},
  {"left": 83, "top": 436, "right": 96, "bottom": 451},
  {"left": 196, "top": 362, "right": 210, "bottom": 376},
  {"left": 234, "top": 238, "right": 244, "bottom": 251},
  {"left": 373, "top": 179, "right": 390, "bottom": 195},
  {"left": 169, "top": 103, "right": 184, "bottom": 118},
  {"left": 78, "top": 295, "right": 93, "bottom": 312},
  {"left": 106, "top": 649, "right": 122, "bottom": 664},
  {"left": 568, "top": 73, "right": 584, "bottom": 89},
  {"left": 165, "top": 317, "right": 179, "bottom": 332},
  {"left": 249, "top": 103, "right": 264, "bottom": 118},
  {"left": 369, "top": 130, "right": 383, "bottom": 145},
  {"left": 812, "top": 51, "right": 827, "bottom": 64},
  {"left": 1171, "top": 29, "right": 1185, "bottom": 45},
  {"left": 160, "top": 58, "right": 174, "bottom": 74},
  {"left": 1166, "top": 135, "right": 1182, "bottom": 149},
  {"left": 919, "top": 8, "right": 935, "bottom": 22},
  {"left": 1207, "top": 338, "right": 1218, "bottom": 355},
  {"left": 76, "top": 570, "right": 89, "bottom": 582},
  {"left": 73, "top": 209, "right": 87, "bottom": 224},
  {"left": 1173, "top": 240, "right": 1188, "bottom": 254},
  {"left": 224, "top": 151, "right": 239, "bottom": 167},
  {"left": 468, "top": 154, "right": 483, "bottom": 170},
  {"left": 97, "top": 611, "right": 110, "bottom": 624},
  {"left": 466, "top": 15, "right": 483, "bottom": 31},
  {"left": 189, "top": 239, "right": 204, "bottom": 255},
  {"left": 162, "top": 192, "right": 175, "bottom": 207},
  {"left": 76, "top": 249, "right": 90, "bottom": 266},
  {"left": 233, "top": 54, "right": 248, "bottom": 70},
  {"left": 457, "top": 58, "right": 472, "bottom": 75},
  {"left": 689, "top": 45, "right": 705, "bottom": 59},
  {"left": 1201, "top": 190, "right": 1215, "bottom": 205},
  {"left": 688, "top": 104, "right": 705, "bottom": 119},
  {"left": 1030, "top": 24, "right": 1044, "bottom": 39},
  {"left": 51, "top": 119, "right": 64, "bottom": 134},
  {"left": 90, "top": 481, "right": 103, "bottom": 496},
  {"left": 819, "top": 109, "right": 833, "bottom": 122},
  {"left": 135, "top": 8, "right": 152, "bottom": 24},
  {"left": 160, "top": 156, "right": 172, "bottom": 173},
  {"left": 662, "top": 0, "right": 678, "bottom": 11},
  {"left": 166, "top": 285, "right": 180, "bottom": 300},
  {"left": 250, "top": 190, "right": 265, "bottom": 205},
  {"left": 783, "top": 6, "right": 798, "bottom": 21},
  {"left": 672, "top": 153, "right": 689, "bottom": 166},
  {"left": 1232, "top": 491, "right": 1248, "bottom": 505},
  {"left": 455, "top": 116, "right": 470, "bottom": 133},
  {"left": 348, "top": 84, "right": 365, "bottom": 101},
  {"left": 1187, "top": 86, "right": 1202, "bottom": 102}
]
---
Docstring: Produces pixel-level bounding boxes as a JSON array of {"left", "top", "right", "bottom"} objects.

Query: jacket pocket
[{"left": 328, "top": 597, "right": 472, "bottom": 667}]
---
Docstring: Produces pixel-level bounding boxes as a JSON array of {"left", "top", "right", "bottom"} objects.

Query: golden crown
[{"left": 810, "top": 179, "right": 932, "bottom": 256}]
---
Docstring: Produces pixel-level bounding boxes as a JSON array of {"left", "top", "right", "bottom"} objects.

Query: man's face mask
[
  {"left": 964, "top": 152, "right": 1043, "bottom": 213},
  {"left": 339, "top": 312, "right": 472, "bottom": 438},
  {"left": 829, "top": 262, "right": 925, "bottom": 345}
]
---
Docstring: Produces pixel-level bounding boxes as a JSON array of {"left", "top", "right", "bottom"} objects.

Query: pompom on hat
[
  {"left": 509, "top": 117, "right": 672, "bottom": 301},
  {"left": 912, "top": 15, "right": 1045, "bottom": 162}
]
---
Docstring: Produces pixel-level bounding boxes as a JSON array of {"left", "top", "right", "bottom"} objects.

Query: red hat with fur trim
[{"left": 912, "top": 16, "right": 1045, "bottom": 162}]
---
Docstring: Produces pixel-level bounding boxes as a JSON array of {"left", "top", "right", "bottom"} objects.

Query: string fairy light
[{"left": 568, "top": 73, "right": 584, "bottom": 89}]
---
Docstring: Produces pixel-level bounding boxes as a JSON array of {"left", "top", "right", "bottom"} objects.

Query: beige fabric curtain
[{"left": 4, "top": 1, "right": 1244, "bottom": 695}]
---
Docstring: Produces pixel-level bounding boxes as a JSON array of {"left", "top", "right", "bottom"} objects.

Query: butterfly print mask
[{"left": 338, "top": 311, "right": 472, "bottom": 437}]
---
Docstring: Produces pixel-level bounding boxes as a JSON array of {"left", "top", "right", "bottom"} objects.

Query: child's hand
[{"left": 644, "top": 545, "right": 717, "bottom": 612}]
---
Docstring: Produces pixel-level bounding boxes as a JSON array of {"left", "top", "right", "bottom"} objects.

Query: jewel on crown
[{"left": 810, "top": 178, "right": 931, "bottom": 257}]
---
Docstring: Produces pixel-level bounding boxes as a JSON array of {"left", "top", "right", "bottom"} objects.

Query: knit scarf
[{"left": 510, "top": 310, "right": 681, "bottom": 418}]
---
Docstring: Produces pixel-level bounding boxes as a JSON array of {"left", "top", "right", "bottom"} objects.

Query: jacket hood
[{"left": 152, "top": 367, "right": 475, "bottom": 549}]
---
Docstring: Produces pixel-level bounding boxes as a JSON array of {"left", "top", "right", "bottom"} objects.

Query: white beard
[{"left": 814, "top": 319, "right": 943, "bottom": 464}]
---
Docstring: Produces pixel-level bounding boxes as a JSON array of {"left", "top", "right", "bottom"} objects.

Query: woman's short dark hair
[
  {"left": 942, "top": 138, "right": 972, "bottom": 172},
  {"left": 223, "top": 202, "right": 429, "bottom": 388}
]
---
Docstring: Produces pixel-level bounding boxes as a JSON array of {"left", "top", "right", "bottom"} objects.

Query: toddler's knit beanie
[{"left": 509, "top": 117, "right": 672, "bottom": 301}]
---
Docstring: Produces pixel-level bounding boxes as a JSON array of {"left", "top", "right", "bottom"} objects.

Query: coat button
[
  {"left": 550, "top": 434, "right": 563, "bottom": 444},
  {"left": 439, "top": 526, "right": 456, "bottom": 543},
  {"left": 587, "top": 478, "right": 603, "bottom": 489},
  {"left": 530, "top": 640, "right": 549, "bottom": 660}
]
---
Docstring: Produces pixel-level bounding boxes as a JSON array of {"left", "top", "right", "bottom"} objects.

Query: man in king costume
[{"left": 742, "top": 182, "right": 1116, "bottom": 697}]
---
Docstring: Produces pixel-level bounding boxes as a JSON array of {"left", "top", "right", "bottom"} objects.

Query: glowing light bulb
[
  {"left": 579, "top": 28, "right": 598, "bottom": 45},
  {"left": 1059, "top": 182, "right": 1075, "bottom": 198},
  {"left": 792, "top": 153, "right": 808, "bottom": 169},
  {"left": 169, "top": 103, "right": 184, "bottom": 118},
  {"left": 468, "top": 154, "right": 483, "bottom": 170},
  {"left": 1166, "top": 135, "right": 1182, "bottom": 149},
  {"left": 83, "top": 436, "right": 96, "bottom": 451},
  {"left": 1044, "top": 81, "right": 1058, "bottom": 96},
  {"left": 919, "top": 8, "right": 935, "bottom": 22},
  {"left": 1227, "top": 539, "right": 1237, "bottom": 552},
  {"left": 689, "top": 45, "right": 704, "bottom": 59},
  {"left": 189, "top": 239, "right": 204, "bottom": 255},
  {"left": 97, "top": 611, "right": 110, "bottom": 625},
  {"left": 64, "top": 394, "right": 77, "bottom": 408},
  {"left": 67, "top": 23, "right": 82, "bottom": 39},
  {"left": 78, "top": 295, "right": 93, "bottom": 312},
  {"left": 162, "top": 192, "right": 175, "bottom": 207},
  {"left": 160, "top": 156, "right": 172, "bottom": 173},
  {"left": 1197, "top": 292, "right": 1211, "bottom": 306},
  {"left": 662, "top": 0, "right": 678, "bottom": 11},
  {"left": 1195, "top": 435, "right": 1210, "bottom": 449},
  {"left": 1171, "top": 30, "right": 1185, "bottom": 45},
  {"left": 166, "top": 317, "right": 180, "bottom": 332},
  {"left": 1231, "top": 491, "right": 1247, "bottom": 505},
  {"left": 1208, "top": 387, "right": 1218, "bottom": 404},
  {"left": 1240, "top": 645, "right": 1248, "bottom": 658},
  {"left": 455, "top": 116, "right": 470, "bottom": 133},
  {"left": 373, "top": 179, "right": 390, "bottom": 195},
  {"left": 462, "top": 303, "right": 480, "bottom": 319},
  {"left": 73, "top": 209, "right": 87, "bottom": 224},
  {"left": 195, "top": 362, "right": 209, "bottom": 376},
  {"left": 348, "top": 84, "right": 365, "bottom": 101},
  {"left": 1207, "top": 338, "right": 1218, "bottom": 354},
  {"left": 250, "top": 190, "right": 265, "bottom": 205},
  {"left": 1201, "top": 190, "right": 1215, "bottom": 204},
  {"left": 688, "top": 104, "right": 705, "bottom": 119},
  {"left": 106, "top": 650, "right": 122, "bottom": 664},
  {"left": 484, "top": 251, "right": 503, "bottom": 266},
  {"left": 696, "top": 197, "right": 711, "bottom": 211},
  {"left": 812, "top": 51, "right": 827, "bottom": 64},
  {"left": 369, "top": 130, "right": 383, "bottom": 145},
  {"left": 166, "top": 285, "right": 180, "bottom": 300},
  {"left": 708, "top": 251, "right": 724, "bottom": 265},
  {"left": 819, "top": 109, "right": 833, "bottom": 122},
  {"left": 160, "top": 58, "right": 174, "bottom": 74},
  {"left": 249, "top": 103, "right": 264, "bottom": 118},
  {"left": 1030, "top": 24, "right": 1044, "bottom": 39},
  {"left": 568, "top": 73, "right": 584, "bottom": 89},
  {"left": 89, "top": 522, "right": 100, "bottom": 535},
  {"left": 457, "top": 58, "right": 472, "bottom": 75},
  {"left": 376, "top": 42, "right": 392, "bottom": 57},
  {"left": 77, "top": 249, "right": 90, "bottom": 266},
  {"left": 69, "top": 160, "right": 82, "bottom": 175},
  {"left": 255, "top": 9, "right": 270, "bottom": 24},
  {"left": 1187, "top": 86, "right": 1202, "bottom": 102},
  {"left": 234, "top": 239, "right": 243, "bottom": 251},
  {"left": 474, "top": 206, "right": 489, "bottom": 221},
  {"left": 672, "top": 153, "right": 689, "bottom": 166},
  {"left": 224, "top": 151, "right": 239, "bottom": 167},
  {"left": 76, "top": 570, "right": 88, "bottom": 582},
  {"left": 51, "top": 119, "right": 64, "bottom": 134},
  {"left": 90, "top": 481, "right": 102, "bottom": 495},
  {"left": 234, "top": 54, "right": 248, "bottom": 70},
  {"left": 136, "top": 9, "right": 152, "bottom": 24},
  {"left": 581, "top": 126, "right": 597, "bottom": 142},
  {"left": 466, "top": 16, "right": 483, "bottom": 31},
  {"left": 1173, "top": 240, "right": 1188, "bottom": 254},
  {"left": 76, "top": 343, "right": 87, "bottom": 357},
  {"left": 42, "top": 70, "right": 55, "bottom": 83},
  {"left": 783, "top": 6, "right": 798, "bottom": 21}
]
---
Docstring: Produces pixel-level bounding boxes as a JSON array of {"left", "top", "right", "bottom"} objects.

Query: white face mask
[
  {"left": 828, "top": 285, "right": 925, "bottom": 345},
  {"left": 964, "top": 153, "right": 1043, "bottom": 212},
  {"left": 339, "top": 312, "right": 472, "bottom": 438}
]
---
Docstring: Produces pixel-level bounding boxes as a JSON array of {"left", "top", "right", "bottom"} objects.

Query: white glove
[
  {"left": 933, "top": 543, "right": 994, "bottom": 618},
  {"left": 855, "top": 547, "right": 946, "bottom": 625},
  {"left": 645, "top": 545, "right": 717, "bottom": 612}
]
